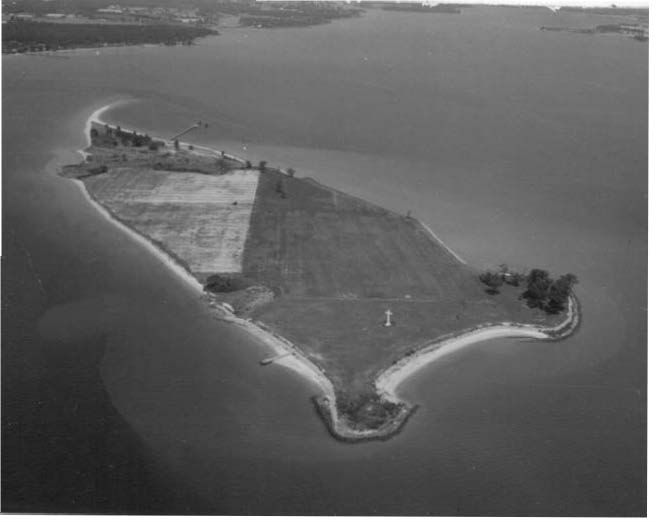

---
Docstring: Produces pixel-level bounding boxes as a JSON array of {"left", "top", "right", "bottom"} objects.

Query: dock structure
[
  {"left": 260, "top": 353, "right": 291, "bottom": 366},
  {"left": 170, "top": 121, "right": 204, "bottom": 142}
]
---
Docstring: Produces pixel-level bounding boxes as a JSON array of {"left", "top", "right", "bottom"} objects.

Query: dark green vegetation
[
  {"left": 480, "top": 267, "right": 578, "bottom": 314},
  {"left": 522, "top": 270, "right": 578, "bottom": 314},
  {"left": 540, "top": 23, "right": 648, "bottom": 42},
  {"left": 61, "top": 123, "right": 241, "bottom": 179},
  {"left": 204, "top": 274, "right": 255, "bottom": 293},
  {"left": 336, "top": 391, "right": 402, "bottom": 430},
  {"left": 538, "top": 5, "right": 648, "bottom": 42},
  {"left": 560, "top": 6, "right": 648, "bottom": 16},
  {"left": 380, "top": 3, "right": 460, "bottom": 14},
  {"left": 235, "top": 3, "right": 362, "bottom": 29},
  {"left": 2, "top": 20, "right": 217, "bottom": 53},
  {"left": 3, "top": 0, "right": 231, "bottom": 18}
]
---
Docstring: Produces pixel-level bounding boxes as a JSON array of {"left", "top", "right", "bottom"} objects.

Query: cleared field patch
[
  {"left": 84, "top": 168, "right": 260, "bottom": 275},
  {"left": 242, "top": 172, "right": 479, "bottom": 299}
]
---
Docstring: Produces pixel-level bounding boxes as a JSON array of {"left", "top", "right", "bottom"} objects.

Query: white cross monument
[{"left": 384, "top": 309, "right": 393, "bottom": 327}]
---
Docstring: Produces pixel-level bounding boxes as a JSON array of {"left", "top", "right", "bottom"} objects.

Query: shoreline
[
  {"left": 82, "top": 100, "right": 248, "bottom": 165},
  {"left": 377, "top": 295, "right": 579, "bottom": 402},
  {"left": 76, "top": 101, "right": 206, "bottom": 295},
  {"left": 417, "top": 219, "right": 467, "bottom": 265},
  {"left": 71, "top": 179, "right": 205, "bottom": 296},
  {"left": 69, "top": 102, "right": 581, "bottom": 442}
]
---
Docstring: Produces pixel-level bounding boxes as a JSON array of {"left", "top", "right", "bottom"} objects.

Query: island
[{"left": 59, "top": 105, "right": 580, "bottom": 442}]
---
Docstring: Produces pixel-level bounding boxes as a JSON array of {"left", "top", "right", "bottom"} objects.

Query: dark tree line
[
  {"left": 480, "top": 266, "right": 578, "bottom": 314},
  {"left": 3, "top": 20, "right": 217, "bottom": 54},
  {"left": 523, "top": 269, "right": 578, "bottom": 314},
  {"left": 98, "top": 125, "right": 164, "bottom": 149}
]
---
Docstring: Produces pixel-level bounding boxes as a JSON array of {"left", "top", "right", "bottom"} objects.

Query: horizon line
[{"left": 256, "top": 0, "right": 649, "bottom": 8}]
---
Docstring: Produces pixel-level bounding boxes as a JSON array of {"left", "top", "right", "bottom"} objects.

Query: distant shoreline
[
  {"left": 2, "top": 20, "right": 218, "bottom": 55},
  {"left": 70, "top": 102, "right": 580, "bottom": 442}
]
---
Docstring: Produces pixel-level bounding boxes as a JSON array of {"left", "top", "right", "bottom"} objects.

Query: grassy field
[
  {"left": 242, "top": 171, "right": 558, "bottom": 394},
  {"left": 84, "top": 168, "right": 260, "bottom": 275},
  {"left": 242, "top": 172, "right": 477, "bottom": 299}
]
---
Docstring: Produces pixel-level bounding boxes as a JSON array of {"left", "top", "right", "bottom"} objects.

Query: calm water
[{"left": 2, "top": 6, "right": 646, "bottom": 515}]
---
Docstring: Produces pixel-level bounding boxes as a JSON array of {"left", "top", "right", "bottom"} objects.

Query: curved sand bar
[{"left": 70, "top": 103, "right": 581, "bottom": 442}]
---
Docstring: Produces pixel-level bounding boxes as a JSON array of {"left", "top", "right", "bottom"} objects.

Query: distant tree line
[{"left": 3, "top": 21, "right": 217, "bottom": 54}]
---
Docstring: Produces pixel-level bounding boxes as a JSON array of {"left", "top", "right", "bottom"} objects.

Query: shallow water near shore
[{"left": 3, "top": 6, "right": 646, "bottom": 515}]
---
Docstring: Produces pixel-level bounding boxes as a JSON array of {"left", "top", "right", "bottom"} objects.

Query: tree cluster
[
  {"left": 479, "top": 264, "right": 522, "bottom": 294},
  {"left": 103, "top": 125, "right": 155, "bottom": 148},
  {"left": 479, "top": 265, "right": 578, "bottom": 314},
  {"left": 479, "top": 271, "right": 504, "bottom": 294},
  {"left": 522, "top": 270, "right": 578, "bottom": 314},
  {"left": 336, "top": 391, "right": 401, "bottom": 429}
]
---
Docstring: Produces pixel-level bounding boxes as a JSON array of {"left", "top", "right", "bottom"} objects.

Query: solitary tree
[
  {"left": 286, "top": 167, "right": 295, "bottom": 177},
  {"left": 174, "top": 139, "right": 180, "bottom": 150},
  {"left": 258, "top": 160, "right": 268, "bottom": 172}
]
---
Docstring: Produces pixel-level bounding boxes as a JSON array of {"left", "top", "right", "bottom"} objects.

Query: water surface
[{"left": 2, "top": 6, "right": 646, "bottom": 515}]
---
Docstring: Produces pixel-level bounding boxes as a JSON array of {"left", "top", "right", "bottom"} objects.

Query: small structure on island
[{"left": 384, "top": 309, "right": 393, "bottom": 327}]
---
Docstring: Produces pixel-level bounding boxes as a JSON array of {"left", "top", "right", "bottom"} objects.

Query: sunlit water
[{"left": 2, "top": 6, "right": 646, "bottom": 515}]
